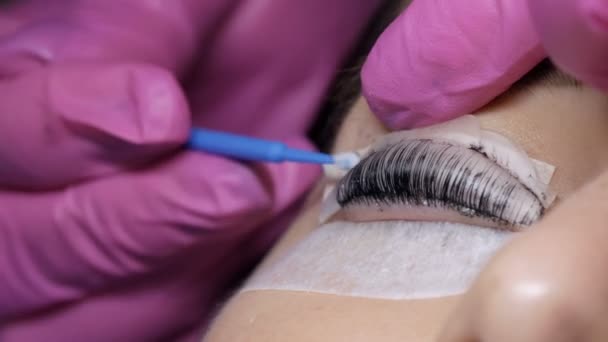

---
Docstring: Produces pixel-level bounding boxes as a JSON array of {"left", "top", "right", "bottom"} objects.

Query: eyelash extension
[{"left": 336, "top": 139, "right": 544, "bottom": 226}]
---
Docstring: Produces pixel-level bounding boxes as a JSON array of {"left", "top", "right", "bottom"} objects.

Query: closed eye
[{"left": 336, "top": 139, "right": 544, "bottom": 228}]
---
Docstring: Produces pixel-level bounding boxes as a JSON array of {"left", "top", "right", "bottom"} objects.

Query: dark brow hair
[
  {"left": 309, "top": 4, "right": 579, "bottom": 152},
  {"left": 502, "top": 58, "right": 581, "bottom": 97}
]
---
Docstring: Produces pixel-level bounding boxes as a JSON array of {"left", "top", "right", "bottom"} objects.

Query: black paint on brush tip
[{"left": 336, "top": 139, "right": 544, "bottom": 226}]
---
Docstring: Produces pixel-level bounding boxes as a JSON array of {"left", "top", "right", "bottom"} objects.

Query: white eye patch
[{"left": 241, "top": 220, "right": 513, "bottom": 300}]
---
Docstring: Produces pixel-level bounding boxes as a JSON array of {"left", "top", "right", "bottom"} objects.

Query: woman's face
[{"left": 204, "top": 80, "right": 608, "bottom": 341}]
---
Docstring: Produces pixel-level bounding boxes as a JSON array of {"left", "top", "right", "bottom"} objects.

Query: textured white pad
[{"left": 242, "top": 221, "right": 514, "bottom": 299}]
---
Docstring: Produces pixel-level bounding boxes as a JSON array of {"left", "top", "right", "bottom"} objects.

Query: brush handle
[{"left": 188, "top": 128, "right": 333, "bottom": 164}]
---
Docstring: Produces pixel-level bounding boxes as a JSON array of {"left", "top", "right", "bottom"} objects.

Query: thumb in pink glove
[
  {"left": 361, "top": 0, "right": 545, "bottom": 130},
  {"left": 0, "top": 0, "right": 237, "bottom": 189},
  {"left": 0, "top": 63, "right": 190, "bottom": 189}
]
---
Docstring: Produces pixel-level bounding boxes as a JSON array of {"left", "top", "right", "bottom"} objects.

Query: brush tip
[{"left": 332, "top": 152, "right": 360, "bottom": 170}]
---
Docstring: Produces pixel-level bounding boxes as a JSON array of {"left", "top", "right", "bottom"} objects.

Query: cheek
[{"left": 207, "top": 290, "right": 461, "bottom": 342}]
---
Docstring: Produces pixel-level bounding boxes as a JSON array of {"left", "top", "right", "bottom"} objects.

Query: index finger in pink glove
[
  {"left": 528, "top": 0, "right": 608, "bottom": 91},
  {"left": 361, "top": 0, "right": 546, "bottom": 130},
  {"left": 0, "top": 0, "right": 237, "bottom": 189}
]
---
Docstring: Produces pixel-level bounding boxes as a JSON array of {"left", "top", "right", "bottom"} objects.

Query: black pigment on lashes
[{"left": 336, "top": 139, "right": 544, "bottom": 226}]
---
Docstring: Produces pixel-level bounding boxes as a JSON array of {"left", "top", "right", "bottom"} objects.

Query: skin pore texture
[{"left": 203, "top": 77, "right": 608, "bottom": 341}]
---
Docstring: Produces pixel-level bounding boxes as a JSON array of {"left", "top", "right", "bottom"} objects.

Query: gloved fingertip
[
  {"left": 363, "top": 87, "right": 428, "bottom": 130},
  {"left": 372, "top": 108, "right": 415, "bottom": 130},
  {"left": 54, "top": 64, "right": 191, "bottom": 146},
  {"left": 129, "top": 65, "right": 191, "bottom": 144}
]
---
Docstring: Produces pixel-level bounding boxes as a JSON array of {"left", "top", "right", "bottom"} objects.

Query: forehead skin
[{"left": 204, "top": 86, "right": 608, "bottom": 341}]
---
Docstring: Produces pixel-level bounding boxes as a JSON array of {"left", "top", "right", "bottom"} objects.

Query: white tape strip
[{"left": 242, "top": 221, "right": 514, "bottom": 300}]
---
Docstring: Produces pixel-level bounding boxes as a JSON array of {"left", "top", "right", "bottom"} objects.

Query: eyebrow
[{"left": 336, "top": 139, "right": 544, "bottom": 226}]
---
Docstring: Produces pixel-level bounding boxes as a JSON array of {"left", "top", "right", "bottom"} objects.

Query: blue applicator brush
[{"left": 188, "top": 128, "right": 359, "bottom": 170}]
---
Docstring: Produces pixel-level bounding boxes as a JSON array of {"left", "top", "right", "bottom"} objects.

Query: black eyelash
[{"left": 336, "top": 140, "right": 544, "bottom": 226}]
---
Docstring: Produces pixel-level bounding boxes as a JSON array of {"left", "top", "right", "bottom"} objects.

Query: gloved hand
[
  {"left": 438, "top": 170, "right": 608, "bottom": 342},
  {"left": 361, "top": 0, "right": 608, "bottom": 130},
  {"left": 528, "top": 0, "right": 608, "bottom": 91},
  {"left": 0, "top": 0, "right": 381, "bottom": 340}
]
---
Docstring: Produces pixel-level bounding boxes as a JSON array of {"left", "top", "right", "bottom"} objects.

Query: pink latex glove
[
  {"left": 362, "top": 0, "right": 608, "bottom": 130},
  {"left": 528, "top": 0, "right": 608, "bottom": 91},
  {"left": 0, "top": 1, "right": 382, "bottom": 341},
  {"left": 361, "top": 0, "right": 546, "bottom": 129}
]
